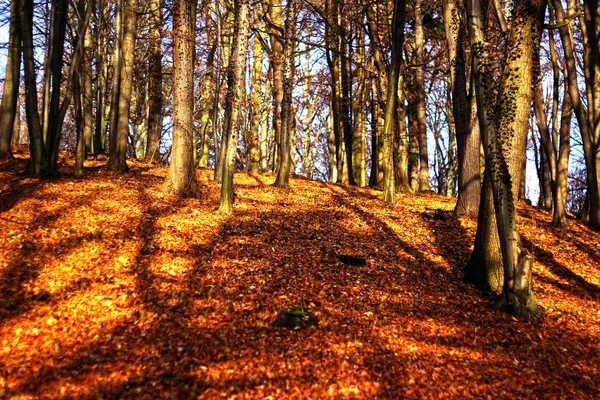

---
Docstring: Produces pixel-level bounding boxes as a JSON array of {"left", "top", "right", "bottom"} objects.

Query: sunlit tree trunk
[
  {"left": 467, "top": 0, "right": 545, "bottom": 317},
  {"left": 108, "top": 0, "right": 123, "bottom": 164},
  {"left": 83, "top": 17, "right": 94, "bottom": 156},
  {"left": 352, "top": 27, "right": 367, "bottom": 187},
  {"left": 443, "top": 0, "right": 480, "bottom": 216},
  {"left": 267, "top": 0, "right": 284, "bottom": 173},
  {"left": 109, "top": 0, "right": 137, "bottom": 172},
  {"left": 217, "top": 0, "right": 249, "bottom": 213},
  {"left": 0, "top": 0, "right": 22, "bottom": 160},
  {"left": 164, "top": 0, "right": 199, "bottom": 196},
  {"left": 274, "top": 0, "right": 297, "bottom": 188},
  {"left": 247, "top": 28, "right": 263, "bottom": 173},
  {"left": 415, "top": 0, "right": 430, "bottom": 192}
]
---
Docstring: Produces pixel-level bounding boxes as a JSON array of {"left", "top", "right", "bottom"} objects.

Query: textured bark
[
  {"left": 109, "top": 0, "right": 136, "bottom": 172},
  {"left": 164, "top": 0, "right": 199, "bottom": 197},
  {"left": 273, "top": 0, "right": 297, "bottom": 188},
  {"left": 467, "top": 0, "right": 545, "bottom": 318},
  {"left": 444, "top": 0, "right": 480, "bottom": 216},
  {"left": 382, "top": 0, "right": 407, "bottom": 203},
  {"left": 217, "top": 0, "right": 249, "bottom": 213},
  {"left": 0, "top": 0, "right": 21, "bottom": 160},
  {"left": 395, "top": 73, "right": 410, "bottom": 191},
  {"left": 145, "top": 0, "right": 163, "bottom": 162},
  {"left": 415, "top": 0, "right": 430, "bottom": 192}
]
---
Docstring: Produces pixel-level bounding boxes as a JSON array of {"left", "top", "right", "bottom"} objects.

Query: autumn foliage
[{"left": 1, "top": 151, "right": 599, "bottom": 398}]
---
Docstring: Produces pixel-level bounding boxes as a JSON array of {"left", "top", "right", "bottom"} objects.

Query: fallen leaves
[{"left": 0, "top": 152, "right": 599, "bottom": 398}]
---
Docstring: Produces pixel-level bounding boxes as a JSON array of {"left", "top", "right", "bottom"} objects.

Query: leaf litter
[{"left": 0, "top": 151, "right": 599, "bottom": 398}]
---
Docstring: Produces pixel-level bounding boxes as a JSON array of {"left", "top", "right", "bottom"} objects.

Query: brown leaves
[{"left": 0, "top": 153, "right": 599, "bottom": 398}]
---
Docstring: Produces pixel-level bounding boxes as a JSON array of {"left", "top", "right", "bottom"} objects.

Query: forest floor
[{"left": 1, "top": 149, "right": 599, "bottom": 399}]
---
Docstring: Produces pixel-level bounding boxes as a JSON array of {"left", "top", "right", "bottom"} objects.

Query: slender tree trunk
[
  {"left": 382, "top": 0, "right": 407, "bottom": 203},
  {"left": 274, "top": 0, "right": 297, "bottom": 188},
  {"left": 145, "top": 0, "right": 163, "bottom": 162},
  {"left": 109, "top": 0, "right": 136, "bottom": 172},
  {"left": 83, "top": 17, "right": 94, "bottom": 156},
  {"left": 352, "top": 27, "right": 367, "bottom": 186},
  {"left": 217, "top": 0, "right": 249, "bottom": 213},
  {"left": 0, "top": 0, "right": 22, "bottom": 160},
  {"left": 395, "top": 73, "right": 410, "bottom": 191},
  {"left": 247, "top": 31, "right": 263, "bottom": 173},
  {"left": 415, "top": 0, "right": 430, "bottom": 192},
  {"left": 108, "top": 0, "right": 123, "bottom": 165},
  {"left": 267, "top": 0, "right": 284, "bottom": 174},
  {"left": 21, "top": 0, "right": 47, "bottom": 177}
]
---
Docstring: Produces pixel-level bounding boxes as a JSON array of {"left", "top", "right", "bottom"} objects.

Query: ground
[{"left": 1, "top": 150, "right": 599, "bottom": 399}]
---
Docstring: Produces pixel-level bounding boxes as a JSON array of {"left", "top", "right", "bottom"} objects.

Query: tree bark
[
  {"left": 164, "top": 0, "right": 199, "bottom": 196},
  {"left": 145, "top": 0, "right": 164, "bottom": 162},
  {"left": 217, "top": 0, "right": 249, "bottom": 213},
  {"left": 273, "top": 0, "right": 297, "bottom": 188},
  {"left": 443, "top": 0, "right": 480, "bottom": 216},
  {"left": 0, "top": 0, "right": 22, "bottom": 160},
  {"left": 415, "top": 0, "right": 430, "bottom": 192},
  {"left": 109, "top": 0, "right": 136, "bottom": 172}
]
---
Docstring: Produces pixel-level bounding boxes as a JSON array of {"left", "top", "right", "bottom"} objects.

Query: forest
[{"left": 0, "top": 0, "right": 599, "bottom": 397}]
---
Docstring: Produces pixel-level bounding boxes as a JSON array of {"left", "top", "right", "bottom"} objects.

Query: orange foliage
[{"left": 0, "top": 151, "right": 599, "bottom": 398}]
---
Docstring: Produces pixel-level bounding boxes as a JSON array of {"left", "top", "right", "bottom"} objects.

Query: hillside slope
[{"left": 1, "top": 153, "right": 599, "bottom": 398}]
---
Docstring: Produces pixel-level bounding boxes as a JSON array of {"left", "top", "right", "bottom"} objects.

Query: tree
[
  {"left": 442, "top": 0, "right": 480, "bottom": 216},
  {"left": 145, "top": 0, "right": 164, "bottom": 162},
  {"left": 467, "top": 0, "right": 545, "bottom": 317},
  {"left": 164, "top": 0, "right": 199, "bottom": 196},
  {"left": 382, "top": 0, "right": 407, "bottom": 203},
  {"left": 109, "top": 0, "right": 137, "bottom": 172},
  {"left": 0, "top": 0, "right": 22, "bottom": 160},
  {"left": 273, "top": 0, "right": 297, "bottom": 188},
  {"left": 217, "top": 0, "right": 249, "bottom": 213}
]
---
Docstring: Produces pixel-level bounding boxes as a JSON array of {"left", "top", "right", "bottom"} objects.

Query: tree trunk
[
  {"left": 109, "top": 0, "right": 136, "bottom": 172},
  {"left": 352, "top": 27, "right": 367, "bottom": 186},
  {"left": 21, "top": 0, "right": 47, "bottom": 177},
  {"left": 247, "top": 29, "right": 263, "bottom": 173},
  {"left": 273, "top": 0, "right": 297, "bottom": 188},
  {"left": 382, "top": 0, "right": 407, "bottom": 203},
  {"left": 164, "top": 0, "right": 199, "bottom": 196},
  {"left": 0, "top": 0, "right": 22, "bottom": 160},
  {"left": 217, "top": 0, "right": 249, "bottom": 213},
  {"left": 444, "top": 0, "right": 480, "bottom": 216},
  {"left": 145, "top": 0, "right": 163, "bottom": 162},
  {"left": 467, "top": 0, "right": 545, "bottom": 318},
  {"left": 415, "top": 0, "right": 430, "bottom": 192},
  {"left": 108, "top": 0, "right": 123, "bottom": 166}
]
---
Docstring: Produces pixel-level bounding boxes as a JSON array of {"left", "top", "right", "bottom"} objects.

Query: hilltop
[{"left": 1, "top": 152, "right": 599, "bottom": 398}]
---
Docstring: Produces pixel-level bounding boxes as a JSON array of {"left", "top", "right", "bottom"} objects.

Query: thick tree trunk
[
  {"left": 164, "top": 0, "right": 199, "bottom": 196},
  {"left": 267, "top": 0, "right": 284, "bottom": 174},
  {"left": 0, "top": 0, "right": 22, "bottom": 160},
  {"left": 444, "top": 0, "right": 480, "bottom": 216},
  {"left": 217, "top": 0, "right": 249, "bottom": 213},
  {"left": 467, "top": 0, "right": 545, "bottom": 318}
]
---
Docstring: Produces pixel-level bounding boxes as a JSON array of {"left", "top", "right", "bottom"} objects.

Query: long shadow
[
  {"left": 521, "top": 236, "right": 600, "bottom": 301},
  {"left": 4, "top": 178, "right": 599, "bottom": 398}
]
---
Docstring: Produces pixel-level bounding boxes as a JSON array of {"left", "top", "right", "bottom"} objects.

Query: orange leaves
[{"left": 0, "top": 153, "right": 599, "bottom": 398}]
